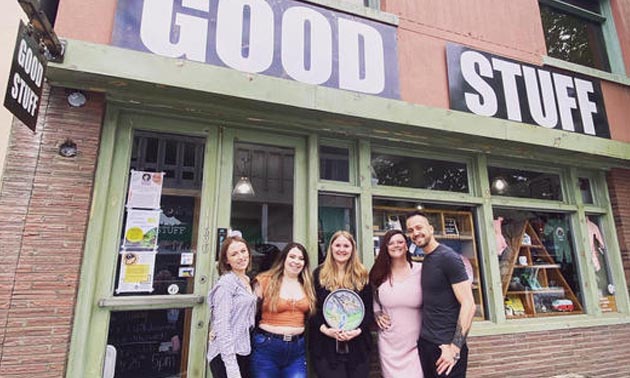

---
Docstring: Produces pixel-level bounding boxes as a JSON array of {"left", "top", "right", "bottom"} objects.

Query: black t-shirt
[{"left": 420, "top": 244, "right": 469, "bottom": 345}]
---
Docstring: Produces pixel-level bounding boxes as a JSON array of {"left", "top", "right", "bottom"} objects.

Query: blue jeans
[{"left": 250, "top": 330, "right": 307, "bottom": 378}]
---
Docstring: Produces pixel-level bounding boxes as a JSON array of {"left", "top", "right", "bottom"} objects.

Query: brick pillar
[
  {"left": 0, "top": 86, "right": 104, "bottom": 377},
  {"left": 607, "top": 168, "right": 630, "bottom": 293}
]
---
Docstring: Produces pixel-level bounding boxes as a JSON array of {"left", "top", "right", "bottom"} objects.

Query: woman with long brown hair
[
  {"left": 250, "top": 242, "right": 316, "bottom": 378},
  {"left": 369, "top": 229, "right": 423, "bottom": 378},
  {"left": 308, "top": 230, "right": 373, "bottom": 378}
]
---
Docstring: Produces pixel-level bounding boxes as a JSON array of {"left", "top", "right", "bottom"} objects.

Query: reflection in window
[
  {"left": 320, "top": 145, "right": 350, "bottom": 182},
  {"left": 586, "top": 215, "right": 617, "bottom": 312},
  {"left": 579, "top": 177, "right": 594, "bottom": 204},
  {"left": 540, "top": 2, "right": 610, "bottom": 71},
  {"left": 488, "top": 166, "right": 562, "bottom": 200},
  {"left": 318, "top": 194, "right": 356, "bottom": 264},
  {"left": 371, "top": 153, "right": 468, "bottom": 192},
  {"left": 231, "top": 143, "right": 294, "bottom": 275},
  {"left": 494, "top": 209, "right": 583, "bottom": 318},
  {"left": 107, "top": 309, "right": 191, "bottom": 378}
]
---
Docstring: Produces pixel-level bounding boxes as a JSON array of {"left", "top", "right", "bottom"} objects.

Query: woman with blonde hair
[
  {"left": 308, "top": 230, "right": 373, "bottom": 378},
  {"left": 207, "top": 236, "right": 257, "bottom": 378},
  {"left": 250, "top": 242, "right": 316, "bottom": 378}
]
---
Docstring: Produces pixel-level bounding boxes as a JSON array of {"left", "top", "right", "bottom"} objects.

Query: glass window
[
  {"left": 494, "top": 209, "right": 583, "bottom": 318},
  {"left": 320, "top": 145, "right": 350, "bottom": 182},
  {"left": 488, "top": 166, "right": 562, "bottom": 200},
  {"left": 318, "top": 193, "right": 357, "bottom": 264},
  {"left": 540, "top": 1, "right": 610, "bottom": 71},
  {"left": 231, "top": 143, "right": 294, "bottom": 275},
  {"left": 586, "top": 215, "right": 617, "bottom": 312},
  {"left": 579, "top": 177, "right": 594, "bottom": 204},
  {"left": 372, "top": 199, "right": 486, "bottom": 320},
  {"left": 114, "top": 132, "right": 204, "bottom": 297},
  {"left": 106, "top": 309, "right": 191, "bottom": 377},
  {"left": 371, "top": 153, "right": 469, "bottom": 192}
]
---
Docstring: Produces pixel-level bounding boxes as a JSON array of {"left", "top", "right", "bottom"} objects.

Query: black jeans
[
  {"left": 418, "top": 338, "right": 469, "bottom": 378},
  {"left": 210, "top": 354, "right": 251, "bottom": 378},
  {"left": 312, "top": 357, "right": 370, "bottom": 378}
]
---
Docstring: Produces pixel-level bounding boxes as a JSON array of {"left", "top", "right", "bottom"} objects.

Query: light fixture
[
  {"left": 415, "top": 203, "right": 424, "bottom": 210},
  {"left": 67, "top": 91, "right": 87, "bottom": 107},
  {"left": 492, "top": 177, "right": 509, "bottom": 194},
  {"left": 232, "top": 152, "right": 255, "bottom": 197},
  {"left": 58, "top": 138, "right": 77, "bottom": 157}
]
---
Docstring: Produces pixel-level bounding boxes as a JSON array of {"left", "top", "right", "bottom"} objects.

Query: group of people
[{"left": 206, "top": 212, "right": 476, "bottom": 378}]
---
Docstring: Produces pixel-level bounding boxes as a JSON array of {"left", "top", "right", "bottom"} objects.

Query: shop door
[{"left": 217, "top": 129, "right": 308, "bottom": 278}]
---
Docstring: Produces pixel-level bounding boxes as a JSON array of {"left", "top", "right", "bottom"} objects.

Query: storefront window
[
  {"left": 372, "top": 199, "right": 486, "bottom": 320},
  {"left": 231, "top": 143, "right": 294, "bottom": 275},
  {"left": 494, "top": 209, "right": 583, "bottom": 318},
  {"left": 488, "top": 166, "right": 562, "bottom": 200},
  {"left": 539, "top": 0, "right": 610, "bottom": 71},
  {"left": 320, "top": 145, "right": 350, "bottom": 182},
  {"left": 114, "top": 132, "right": 204, "bottom": 297},
  {"left": 371, "top": 153, "right": 469, "bottom": 192},
  {"left": 579, "top": 177, "right": 594, "bottom": 204},
  {"left": 318, "top": 193, "right": 357, "bottom": 264},
  {"left": 586, "top": 215, "right": 617, "bottom": 312},
  {"left": 106, "top": 309, "right": 191, "bottom": 378}
]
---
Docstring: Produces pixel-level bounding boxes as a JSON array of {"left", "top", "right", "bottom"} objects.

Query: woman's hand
[
  {"left": 320, "top": 324, "right": 361, "bottom": 341},
  {"left": 374, "top": 311, "right": 391, "bottom": 331}
]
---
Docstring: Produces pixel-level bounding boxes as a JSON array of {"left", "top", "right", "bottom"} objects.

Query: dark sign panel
[
  {"left": 3, "top": 21, "right": 47, "bottom": 132},
  {"left": 112, "top": 0, "right": 399, "bottom": 99},
  {"left": 447, "top": 43, "right": 610, "bottom": 138}
]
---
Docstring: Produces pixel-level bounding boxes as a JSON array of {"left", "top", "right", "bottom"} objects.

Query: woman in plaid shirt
[{"left": 207, "top": 236, "right": 257, "bottom": 378}]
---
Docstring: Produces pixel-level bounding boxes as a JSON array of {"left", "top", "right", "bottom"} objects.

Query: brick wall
[
  {"left": 0, "top": 86, "right": 104, "bottom": 377},
  {"left": 607, "top": 168, "right": 630, "bottom": 291}
]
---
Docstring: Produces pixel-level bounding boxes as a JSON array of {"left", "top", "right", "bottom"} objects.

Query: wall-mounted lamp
[
  {"left": 492, "top": 177, "right": 509, "bottom": 194},
  {"left": 67, "top": 90, "right": 87, "bottom": 107},
  {"left": 232, "top": 153, "right": 255, "bottom": 197},
  {"left": 58, "top": 138, "right": 77, "bottom": 157}
]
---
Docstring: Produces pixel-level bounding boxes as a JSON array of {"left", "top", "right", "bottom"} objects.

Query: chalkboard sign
[
  {"left": 107, "top": 309, "right": 188, "bottom": 378},
  {"left": 444, "top": 218, "right": 459, "bottom": 235}
]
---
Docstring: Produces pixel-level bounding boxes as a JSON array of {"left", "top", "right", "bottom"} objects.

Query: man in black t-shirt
[{"left": 406, "top": 212, "right": 476, "bottom": 378}]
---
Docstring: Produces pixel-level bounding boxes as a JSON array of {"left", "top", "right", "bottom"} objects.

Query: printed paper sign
[
  {"left": 116, "top": 251, "right": 157, "bottom": 293},
  {"left": 123, "top": 209, "right": 161, "bottom": 250},
  {"left": 178, "top": 267, "right": 194, "bottom": 278},
  {"left": 180, "top": 252, "right": 194, "bottom": 265},
  {"left": 126, "top": 170, "right": 164, "bottom": 209}
]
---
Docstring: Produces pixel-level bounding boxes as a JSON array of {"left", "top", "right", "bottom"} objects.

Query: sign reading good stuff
[
  {"left": 447, "top": 43, "right": 610, "bottom": 138},
  {"left": 112, "top": 0, "right": 400, "bottom": 99}
]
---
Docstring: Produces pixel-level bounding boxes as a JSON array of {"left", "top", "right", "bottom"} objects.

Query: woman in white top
[{"left": 207, "top": 236, "right": 257, "bottom": 378}]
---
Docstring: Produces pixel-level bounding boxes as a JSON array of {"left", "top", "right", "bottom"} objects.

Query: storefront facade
[{"left": 1, "top": 1, "right": 630, "bottom": 377}]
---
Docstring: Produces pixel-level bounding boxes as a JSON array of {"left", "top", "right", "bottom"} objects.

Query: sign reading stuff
[
  {"left": 447, "top": 43, "right": 610, "bottom": 138},
  {"left": 3, "top": 21, "right": 47, "bottom": 132},
  {"left": 112, "top": 0, "right": 399, "bottom": 99}
]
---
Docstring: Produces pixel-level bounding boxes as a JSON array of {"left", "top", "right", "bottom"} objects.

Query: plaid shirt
[{"left": 207, "top": 272, "right": 257, "bottom": 378}]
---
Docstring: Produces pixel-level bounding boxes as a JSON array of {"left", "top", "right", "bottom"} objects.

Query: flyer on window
[
  {"left": 116, "top": 251, "right": 157, "bottom": 293},
  {"left": 126, "top": 170, "right": 164, "bottom": 209},
  {"left": 123, "top": 209, "right": 161, "bottom": 250}
]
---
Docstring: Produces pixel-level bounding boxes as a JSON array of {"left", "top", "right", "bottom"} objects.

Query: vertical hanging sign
[{"left": 3, "top": 21, "right": 47, "bottom": 132}]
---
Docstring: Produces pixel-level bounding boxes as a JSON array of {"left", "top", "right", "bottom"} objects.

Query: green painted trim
[
  {"left": 216, "top": 127, "right": 235, "bottom": 259},
  {"left": 308, "top": 134, "right": 320, "bottom": 263},
  {"left": 358, "top": 140, "right": 375, "bottom": 267},
  {"left": 543, "top": 56, "right": 630, "bottom": 85},
  {"left": 595, "top": 171, "right": 630, "bottom": 313},
  {"left": 490, "top": 197, "right": 577, "bottom": 212},
  {"left": 317, "top": 182, "right": 362, "bottom": 194},
  {"left": 470, "top": 314, "right": 630, "bottom": 337},
  {"left": 299, "top": 0, "right": 397, "bottom": 25},
  {"left": 472, "top": 154, "right": 505, "bottom": 323},
  {"left": 98, "top": 295, "right": 204, "bottom": 311},
  {"left": 47, "top": 40, "right": 630, "bottom": 163},
  {"left": 65, "top": 106, "right": 119, "bottom": 378},
  {"left": 371, "top": 186, "right": 483, "bottom": 206},
  {"left": 600, "top": 0, "right": 627, "bottom": 76},
  {"left": 539, "top": 0, "right": 605, "bottom": 23},
  {"left": 566, "top": 168, "right": 601, "bottom": 315}
]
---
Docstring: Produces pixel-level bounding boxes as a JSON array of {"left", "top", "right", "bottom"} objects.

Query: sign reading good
[
  {"left": 112, "top": 0, "right": 399, "bottom": 98},
  {"left": 3, "top": 21, "right": 47, "bottom": 132},
  {"left": 447, "top": 43, "right": 610, "bottom": 138}
]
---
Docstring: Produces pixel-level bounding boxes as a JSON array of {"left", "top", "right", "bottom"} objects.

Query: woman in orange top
[{"left": 251, "top": 242, "right": 316, "bottom": 378}]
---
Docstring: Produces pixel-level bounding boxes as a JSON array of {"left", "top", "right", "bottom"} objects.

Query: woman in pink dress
[{"left": 369, "top": 229, "right": 423, "bottom": 378}]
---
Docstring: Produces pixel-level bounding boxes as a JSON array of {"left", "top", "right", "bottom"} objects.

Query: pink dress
[{"left": 374, "top": 262, "right": 423, "bottom": 378}]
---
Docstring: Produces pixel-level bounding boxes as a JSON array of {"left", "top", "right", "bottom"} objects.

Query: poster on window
[
  {"left": 116, "top": 251, "right": 157, "bottom": 293},
  {"left": 126, "top": 170, "right": 164, "bottom": 209},
  {"left": 123, "top": 209, "right": 161, "bottom": 250}
]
